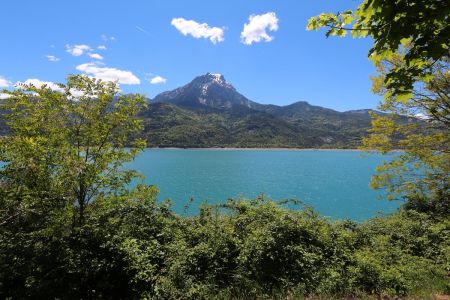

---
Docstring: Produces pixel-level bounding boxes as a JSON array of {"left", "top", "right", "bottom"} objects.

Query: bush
[{"left": 1, "top": 192, "right": 449, "bottom": 299}]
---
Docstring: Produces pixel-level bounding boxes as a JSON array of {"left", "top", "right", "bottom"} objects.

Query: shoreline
[{"left": 147, "top": 147, "right": 388, "bottom": 151}]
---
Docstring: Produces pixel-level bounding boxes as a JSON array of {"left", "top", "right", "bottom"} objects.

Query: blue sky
[{"left": 0, "top": 0, "right": 381, "bottom": 111}]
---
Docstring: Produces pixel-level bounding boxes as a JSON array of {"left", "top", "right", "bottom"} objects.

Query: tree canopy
[
  {"left": 0, "top": 2, "right": 448, "bottom": 298},
  {"left": 307, "top": 0, "right": 450, "bottom": 98},
  {"left": 307, "top": 0, "right": 450, "bottom": 215},
  {"left": 0, "top": 75, "right": 147, "bottom": 225}
]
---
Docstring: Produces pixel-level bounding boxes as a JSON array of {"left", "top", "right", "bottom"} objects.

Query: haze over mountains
[{"left": 140, "top": 73, "right": 379, "bottom": 148}]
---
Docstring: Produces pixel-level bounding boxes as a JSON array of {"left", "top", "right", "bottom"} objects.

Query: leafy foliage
[
  {"left": 1, "top": 194, "right": 449, "bottom": 299},
  {"left": 307, "top": 0, "right": 450, "bottom": 216},
  {"left": 363, "top": 55, "right": 449, "bottom": 215},
  {"left": 307, "top": 0, "right": 450, "bottom": 97},
  {"left": 0, "top": 75, "right": 147, "bottom": 225},
  {"left": 140, "top": 72, "right": 394, "bottom": 149},
  {"left": 0, "top": 74, "right": 449, "bottom": 299}
]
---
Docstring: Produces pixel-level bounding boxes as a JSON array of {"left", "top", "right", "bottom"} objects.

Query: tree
[
  {"left": 0, "top": 75, "right": 147, "bottom": 226},
  {"left": 307, "top": 0, "right": 450, "bottom": 214},
  {"left": 364, "top": 55, "right": 449, "bottom": 214},
  {"left": 306, "top": 0, "right": 450, "bottom": 98}
]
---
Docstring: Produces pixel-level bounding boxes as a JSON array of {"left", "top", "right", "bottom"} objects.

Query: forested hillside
[
  {"left": 0, "top": 73, "right": 416, "bottom": 148},
  {"left": 140, "top": 73, "right": 403, "bottom": 148},
  {"left": 0, "top": 0, "right": 448, "bottom": 298}
]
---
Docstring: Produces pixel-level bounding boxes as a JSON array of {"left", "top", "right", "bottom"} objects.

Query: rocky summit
[
  {"left": 152, "top": 73, "right": 261, "bottom": 111},
  {"left": 139, "top": 73, "right": 400, "bottom": 148}
]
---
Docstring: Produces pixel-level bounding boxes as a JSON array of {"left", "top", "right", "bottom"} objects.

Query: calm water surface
[{"left": 127, "top": 149, "right": 400, "bottom": 221}]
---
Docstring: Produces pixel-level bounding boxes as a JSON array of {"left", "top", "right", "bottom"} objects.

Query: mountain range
[
  {"left": 0, "top": 73, "right": 398, "bottom": 148},
  {"left": 140, "top": 73, "right": 379, "bottom": 148}
]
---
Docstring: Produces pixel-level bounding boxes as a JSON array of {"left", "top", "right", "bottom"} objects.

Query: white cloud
[
  {"left": 66, "top": 44, "right": 92, "bottom": 56},
  {"left": 171, "top": 18, "right": 224, "bottom": 44},
  {"left": 12, "top": 79, "right": 89, "bottom": 99},
  {"left": 414, "top": 113, "right": 430, "bottom": 120},
  {"left": 149, "top": 76, "right": 167, "bottom": 84},
  {"left": 88, "top": 53, "right": 104, "bottom": 60},
  {"left": 67, "top": 89, "right": 87, "bottom": 98},
  {"left": 97, "top": 45, "right": 107, "bottom": 50},
  {"left": 241, "top": 12, "right": 279, "bottom": 45},
  {"left": 0, "top": 76, "right": 11, "bottom": 88},
  {"left": 46, "top": 55, "right": 60, "bottom": 62},
  {"left": 101, "top": 34, "right": 115, "bottom": 42},
  {"left": 0, "top": 93, "right": 11, "bottom": 99},
  {"left": 16, "top": 79, "right": 64, "bottom": 92},
  {"left": 76, "top": 63, "right": 140, "bottom": 85}
]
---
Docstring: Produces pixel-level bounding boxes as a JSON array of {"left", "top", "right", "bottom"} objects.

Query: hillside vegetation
[
  {"left": 0, "top": 74, "right": 448, "bottom": 299},
  {"left": 0, "top": 0, "right": 448, "bottom": 298},
  {"left": 140, "top": 73, "right": 390, "bottom": 148},
  {"left": 141, "top": 101, "right": 375, "bottom": 148},
  {"left": 0, "top": 73, "right": 416, "bottom": 149}
]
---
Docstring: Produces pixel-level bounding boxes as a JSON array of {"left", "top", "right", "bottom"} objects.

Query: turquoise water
[{"left": 127, "top": 149, "right": 400, "bottom": 221}]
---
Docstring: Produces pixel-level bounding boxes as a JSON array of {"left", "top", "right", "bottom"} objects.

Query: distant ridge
[
  {"left": 139, "top": 73, "right": 398, "bottom": 148},
  {"left": 0, "top": 73, "right": 407, "bottom": 148}
]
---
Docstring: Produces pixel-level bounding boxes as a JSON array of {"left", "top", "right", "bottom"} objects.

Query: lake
[{"left": 127, "top": 149, "right": 400, "bottom": 221}]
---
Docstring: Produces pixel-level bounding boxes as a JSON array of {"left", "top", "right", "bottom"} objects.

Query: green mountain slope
[
  {"left": 139, "top": 102, "right": 373, "bottom": 148},
  {"left": 1, "top": 73, "right": 413, "bottom": 148},
  {"left": 139, "top": 73, "right": 381, "bottom": 148}
]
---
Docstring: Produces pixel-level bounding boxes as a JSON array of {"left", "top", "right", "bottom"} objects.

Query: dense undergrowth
[
  {"left": 0, "top": 64, "right": 448, "bottom": 298},
  {"left": 1, "top": 187, "right": 448, "bottom": 299}
]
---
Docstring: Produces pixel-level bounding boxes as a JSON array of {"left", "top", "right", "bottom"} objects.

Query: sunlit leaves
[
  {"left": 0, "top": 75, "right": 147, "bottom": 225},
  {"left": 307, "top": 11, "right": 355, "bottom": 38},
  {"left": 307, "top": 0, "right": 450, "bottom": 212},
  {"left": 306, "top": 0, "right": 450, "bottom": 97}
]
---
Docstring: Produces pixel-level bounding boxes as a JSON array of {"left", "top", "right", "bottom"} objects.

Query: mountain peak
[
  {"left": 153, "top": 73, "right": 261, "bottom": 110},
  {"left": 207, "top": 72, "right": 225, "bottom": 80},
  {"left": 193, "top": 72, "right": 229, "bottom": 87}
]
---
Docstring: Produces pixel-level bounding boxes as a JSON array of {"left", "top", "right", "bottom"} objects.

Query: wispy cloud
[
  {"left": 88, "top": 53, "right": 104, "bottom": 60},
  {"left": 16, "top": 78, "right": 63, "bottom": 92},
  {"left": 66, "top": 44, "right": 105, "bottom": 60},
  {"left": 149, "top": 76, "right": 167, "bottom": 84},
  {"left": 136, "top": 26, "right": 151, "bottom": 37},
  {"left": 0, "top": 76, "right": 11, "bottom": 88},
  {"left": 101, "top": 34, "right": 115, "bottom": 42},
  {"left": 66, "top": 44, "right": 92, "bottom": 56},
  {"left": 171, "top": 18, "right": 224, "bottom": 44},
  {"left": 241, "top": 12, "right": 279, "bottom": 45},
  {"left": 76, "top": 62, "right": 140, "bottom": 85},
  {"left": 46, "top": 55, "right": 60, "bottom": 62}
]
